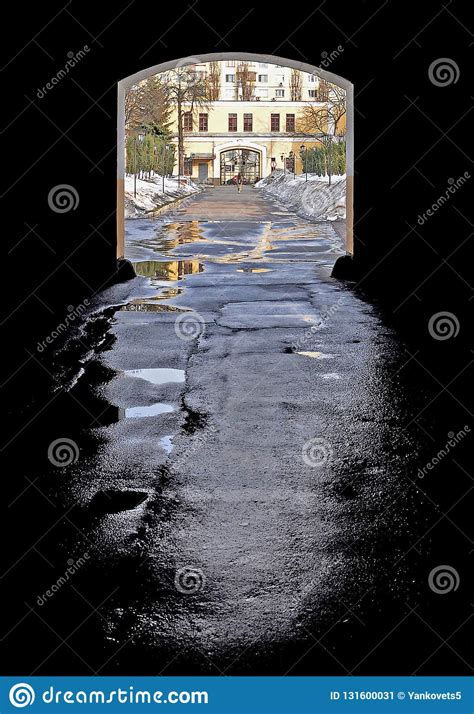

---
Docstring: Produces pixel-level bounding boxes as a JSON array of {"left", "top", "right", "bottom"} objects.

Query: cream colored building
[{"left": 167, "top": 61, "right": 344, "bottom": 184}]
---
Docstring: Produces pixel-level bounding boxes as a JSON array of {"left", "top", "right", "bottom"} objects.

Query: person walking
[{"left": 237, "top": 173, "right": 243, "bottom": 193}]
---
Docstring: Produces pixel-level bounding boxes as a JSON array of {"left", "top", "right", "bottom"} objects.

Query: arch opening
[
  {"left": 219, "top": 148, "right": 261, "bottom": 185},
  {"left": 117, "top": 52, "right": 353, "bottom": 259}
]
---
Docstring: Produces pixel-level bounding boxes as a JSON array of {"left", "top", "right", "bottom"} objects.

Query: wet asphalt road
[
  {"left": 56, "top": 185, "right": 428, "bottom": 674},
  {"left": 11, "top": 185, "right": 470, "bottom": 676}
]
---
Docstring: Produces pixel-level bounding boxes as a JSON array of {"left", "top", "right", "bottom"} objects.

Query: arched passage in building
[
  {"left": 117, "top": 52, "right": 353, "bottom": 259},
  {"left": 219, "top": 147, "right": 261, "bottom": 185},
  {"left": 215, "top": 140, "right": 267, "bottom": 185}
]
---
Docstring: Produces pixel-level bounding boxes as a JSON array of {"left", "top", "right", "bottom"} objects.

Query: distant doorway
[
  {"left": 198, "top": 163, "right": 209, "bottom": 182},
  {"left": 220, "top": 148, "right": 261, "bottom": 185}
]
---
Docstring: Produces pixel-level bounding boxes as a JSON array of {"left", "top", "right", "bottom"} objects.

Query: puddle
[
  {"left": 124, "top": 403, "right": 174, "bottom": 418},
  {"left": 159, "top": 435, "right": 173, "bottom": 454},
  {"left": 155, "top": 288, "right": 183, "bottom": 300},
  {"left": 124, "top": 368, "right": 185, "bottom": 385},
  {"left": 134, "top": 221, "right": 205, "bottom": 253},
  {"left": 120, "top": 288, "right": 186, "bottom": 313},
  {"left": 319, "top": 373, "right": 341, "bottom": 380},
  {"left": 161, "top": 221, "right": 203, "bottom": 247},
  {"left": 236, "top": 268, "right": 272, "bottom": 273},
  {"left": 132, "top": 260, "right": 203, "bottom": 282},
  {"left": 120, "top": 302, "right": 188, "bottom": 313},
  {"left": 296, "top": 352, "right": 335, "bottom": 359}
]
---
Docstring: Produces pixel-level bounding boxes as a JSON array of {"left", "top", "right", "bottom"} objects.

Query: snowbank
[
  {"left": 125, "top": 174, "right": 200, "bottom": 218},
  {"left": 256, "top": 171, "right": 346, "bottom": 221}
]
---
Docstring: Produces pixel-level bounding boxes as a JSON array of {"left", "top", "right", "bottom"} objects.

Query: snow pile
[
  {"left": 125, "top": 174, "right": 200, "bottom": 218},
  {"left": 256, "top": 171, "right": 346, "bottom": 221}
]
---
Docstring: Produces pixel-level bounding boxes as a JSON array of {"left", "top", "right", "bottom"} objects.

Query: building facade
[{"left": 166, "top": 61, "right": 344, "bottom": 184}]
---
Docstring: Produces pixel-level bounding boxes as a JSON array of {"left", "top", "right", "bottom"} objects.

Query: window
[
  {"left": 228, "top": 113, "right": 237, "bottom": 131},
  {"left": 275, "top": 89, "right": 285, "bottom": 97},
  {"left": 258, "top": 74, "right": 268, "bottom": 83},
  {"left": 225, "top": 74, "right": 235, "bottom": 82},
  {"left": 259, "top": 62, "right": 268, "bottom": 68},
  {"left": 243, "top": 113, "right": 253, "bottom": 131},
  {"left": 309, "top": 74, "right": 318, "bottom": 83},
  {"left": 198, "top": 113, "right": 208, "bottom": 132},
  {"left": 226, "top": 60, "right": 236, "bottom": 67},
  {"left": 183, "top": 112, "right": 193, "bottom": 131},
  {"left": 286, "top": 114, "right": 295, "bottom": 132},
  {"left": 308, "top": 90, "right": 318, "bottom": 98},
  {"left": 225, "top": 88, "right": 235, "bottom": 99},
  {"left": 274, "top": 74, "right": 285, "bottom": 84},
  {"left": 256, "top": 88, "right": 268, "bottom": 98},
  {"left": 271, "top": 113, "right": 280, "bottom": 131}
]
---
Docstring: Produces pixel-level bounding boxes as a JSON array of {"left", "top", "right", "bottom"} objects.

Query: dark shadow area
[{"left": 2, "top": 0, "right": 472, "bottom": 676}]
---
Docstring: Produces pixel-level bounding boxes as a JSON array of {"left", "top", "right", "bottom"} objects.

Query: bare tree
[
  {"left": 299, "top": 81, "right": 346, "bottom": 184},
  {"left": 289, "top": 69, "right": 303, "bottom": 101},
  {"left": 315, "top": 78, "right": 330, "bottom": 102},
  {"left": 125, "top": 76, "right": 171, "bottom": 134},
  {"left": 206, "top": 61, "right": 221, "bottom": 101},
  {"left": 165, "top": 66, "right": 210, "bottom": 175},
  {"left": 125, "top": 87, "right": 141, "bottom": 128},
  {"left": 236, "top": 62, "right": 256, "bottom": 101}
]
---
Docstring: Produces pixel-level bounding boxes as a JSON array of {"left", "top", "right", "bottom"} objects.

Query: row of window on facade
[
  {"left": 183, "top": 113, "right": 296, "bottom": 133},
  {"left": 221, "top": 61, "right": 316, "bottom": 74},
  {"left": 224, "top": 61, "right": 270, "bottom": 67},
  {"left": 224, "top": 73, "right": 317, "bottom": 82},
  {"left": 222, "top": 85, "right": 321, "bottom": 99}
]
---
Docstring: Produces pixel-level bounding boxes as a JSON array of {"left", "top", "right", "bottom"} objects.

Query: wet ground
[{"left": 4, "top": 187, "right": 472, "bottom": 676}]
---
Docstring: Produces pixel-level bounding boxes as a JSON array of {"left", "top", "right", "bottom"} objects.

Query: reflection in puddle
[
  {"left": 155, "top": 287, "right": 182, "bottom": 300},
  {"left": 236, "top": 268, "right": 272, "bottom": 273},
  {"left": 159, "top": 221, "right": 203, "bottom": 251},
  {"left": 134, "top": 221, "right": 204, "bottom": 253},
  {"left": 133, "top": 260, "right": 203, "bottom": 282},
  {"left": 159, "top": 435, "right": 173, "bottom": 454},
  {"left": 120, "top": 287, "right": 185, "bottom": 313},
  {"left": 120, "top": 302, "right": 188, "bottom": 313},
  {"left": 124, "top": 403, "right": 174, "bottom": 418},
  {"left": 296, "top": 351, "right": 335, "bottom": 359},
  {"left": 124, "top": 368, "right": 185, "bottom": 385}
]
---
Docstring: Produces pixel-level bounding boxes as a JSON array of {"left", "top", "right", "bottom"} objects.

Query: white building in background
[{"left": 191, "top": 60, "right": 323, "bottom": 102}]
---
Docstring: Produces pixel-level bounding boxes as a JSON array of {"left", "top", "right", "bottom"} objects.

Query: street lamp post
[
  {"left": 134, "top": 133, "right": 145, "bottom": 197},
  {"left": 161, "top": 144, "right": 165, "bottom": 193},
  {"left": 300, "top": 144, "right": 308, "bottom": 182},
  {"left": 163, "top": 144, "right": 172, "bottom": 192},
  {"left": 133, "top": 136, "right": 137, "bottom": 198}
]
